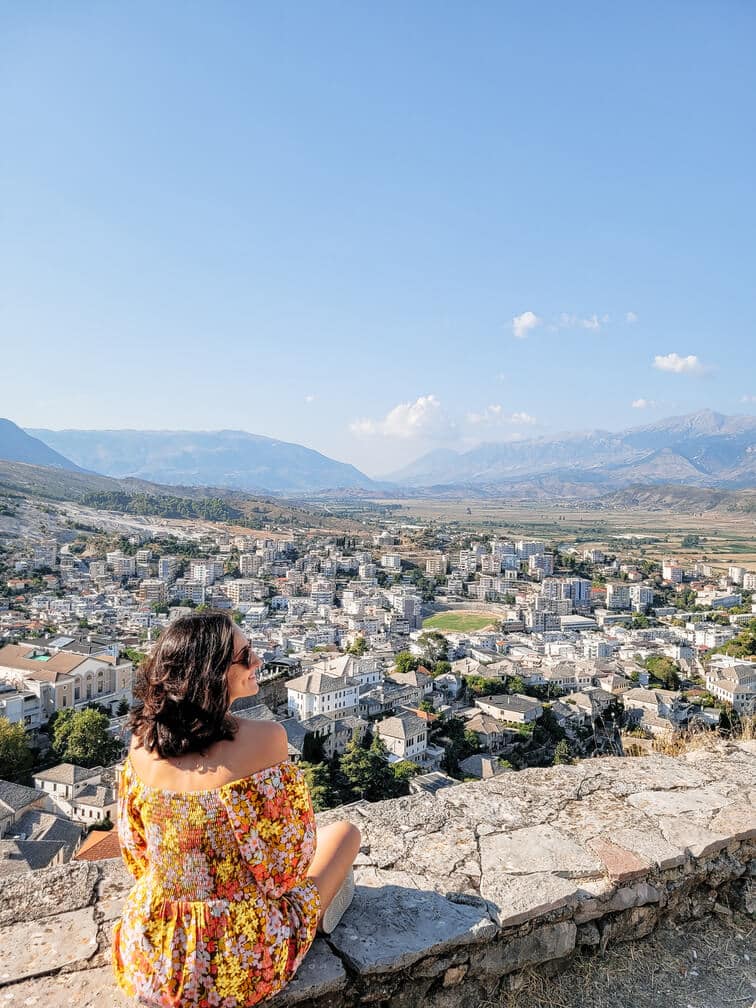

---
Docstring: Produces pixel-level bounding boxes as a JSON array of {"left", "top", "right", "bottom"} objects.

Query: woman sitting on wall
[{"left": 112, "top": 611, "right": 360, "bottom": 1007}]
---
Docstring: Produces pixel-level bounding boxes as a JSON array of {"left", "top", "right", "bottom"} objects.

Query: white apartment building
[
  {"left": 517, "top": 541, "right": 544, "bottom": 559},
  {"left": 529, "top": 554, "right": 554, "bottom": 577},
  {"left": 380, "top": 553, "right": 403, "bottom": 572},
  {"left": 662, "top": 559, "right": 684, "bottom": 583},
  {"left": 140, "top": 579, "right": 167, "bottom": 604},
  {"left": 157, "top": 556, "right": 179, "bottom": 582},
  {"left": 425, "top": 555, "right": 449, "bottom": 576},
  {"left": 629, "top": 585, "right": 655, "bottom": 613},
  {"left": 31, "top": 539, "right": 58, "bottom": 569},
  {"left": 239, "top": 553, "right": 261, "bottom": 577},
  {"left": 606, "top": 583, "right": 631, "bottom": 611},
  {"left": 743, "top": 572, "right": 756, "bottom": 591},
  {"left": 728, "top": 566, "right": 746, "bottom": 585}
]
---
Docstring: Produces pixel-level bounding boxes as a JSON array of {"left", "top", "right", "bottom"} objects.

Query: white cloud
[
  {"left": 304, "top": 394, "right": 316, "bottom": 403},
  {"left": 626, "top": 311, "right": 638, "bottom": 323},
  {"left": 512, "top": 311, "right": 542, "bottom": 339},
  {"left": 653, "top": 353, "right": 707, "bottom": 375},
  {"left": 631, "top": 398, "right": 654, "bottom": 409},
  {"left": 466, "top": 405, "right": 537, "bottom": 427},
  {"left": 556, "top": 312, "right": 608, "bottom": 331},
  {"left": 350, "top": 394, "right": 453, "bottom": 440},
  {"left": 740, "top": 394, "right": 756, "bottom": 403}
]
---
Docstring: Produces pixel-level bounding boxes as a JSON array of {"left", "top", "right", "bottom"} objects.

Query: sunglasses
[{"left": 232, "top": 642, "right": 260, "bottom": 671}]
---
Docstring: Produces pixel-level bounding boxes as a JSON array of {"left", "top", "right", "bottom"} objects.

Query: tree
[
  {"left": 417, "top": 631, "right": 448, "bottom": 665},
  {"left": 302, "top": 731, "right": 326, "bottom": 764},
  {"left": 298, "top": 761, "right": 333, "bottom": 811},
  {"left": 553, "top": 740, "right": 573, "bottom": 765},
  {"left": 0, "top": 717, "right": 34, "bottom": 783},
  {"left": 507, "top": 675, "right": 526, "bottom": 696},
  {"left": 392, "top": 759, "right": 421, "bottom": 784},
  {"left": 116, "top": 698, "right": 130, "bottom": 717},
  {"left": 394, "top": 651, "right": 419, "bottom": 675},
  {"left": 346, "top": 636, "right": 367, "bottom": 656},
  {"left": 433, "top": 660, "right": 451, "bottom": 678},
  {"left": 53, "top": 709, "right": 123, "bottom": 767},
  {"left": 339, "top": 731, "right": 375, "bottom": 800}
]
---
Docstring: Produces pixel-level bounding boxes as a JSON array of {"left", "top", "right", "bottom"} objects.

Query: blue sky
[{"left": 2, "top": 2, "right": 755, "bottom": 476}]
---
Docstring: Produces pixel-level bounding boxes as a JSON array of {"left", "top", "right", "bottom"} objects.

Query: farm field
[
  {"left": 423, "top": 611, "right": 499, "bottom": 632},
  {"left": 378, "top": 499, "right": 756, "bottom": 569}
]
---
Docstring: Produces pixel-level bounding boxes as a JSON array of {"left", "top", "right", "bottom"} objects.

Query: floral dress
[{"left": 112, "top": 756, "right": 321, "bottom": 1007}]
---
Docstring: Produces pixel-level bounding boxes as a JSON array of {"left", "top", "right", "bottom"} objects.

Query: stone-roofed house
[
  {"left": 33, "top": 764, "right": 104, "bottom": 817},
  {"left": 474, "top": 693, "right": 543, "bottom": 724},
  {"left": 0, "top": 779, "right": 46, "bottom": 838},
  {"left": 286, "top": 671, "right": 359, "bottom": 720},
  {"left": 458, "top": 754, "right": 510, "bottom": 779},
  {"left": 375, "top": 711, "right": 428, "bottom": 763},
  {"left": 71, "top": 784, "right": 116, "bottom": 824},
  {"left": 9, "top": 808, "right": 84, "bottom": 858},
  {"left": 462, "top": 711, "right": 517, "bottom": 753},
  {"left": 0, "top": 837, "right": 66, "bottom": 874}
]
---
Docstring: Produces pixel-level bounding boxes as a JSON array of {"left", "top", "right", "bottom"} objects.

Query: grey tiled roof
[
  {"left": 33, "top": 763, "right": 101, "bottom": 786},
  {"left": 0, "top": 838, "right": 65, "bottom": 871},
  {"left": 0, "top": 780, "right": 44, "bottom": 813}
]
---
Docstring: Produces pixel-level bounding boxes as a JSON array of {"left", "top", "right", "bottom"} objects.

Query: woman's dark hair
[{"left": 129, "top": 611, "right": 239, "bottom": 758}]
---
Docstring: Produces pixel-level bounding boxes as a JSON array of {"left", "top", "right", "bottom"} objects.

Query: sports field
[{"left": 423, "top": 611, "right": 498, "bottom": 632}]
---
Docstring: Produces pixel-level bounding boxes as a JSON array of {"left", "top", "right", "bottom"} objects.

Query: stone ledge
[{"left": 0, "top": 743, "right": 754, "bottom": 1007}]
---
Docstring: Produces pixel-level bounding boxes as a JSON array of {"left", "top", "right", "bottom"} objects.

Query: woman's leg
[{"left": 306, "top": 821, "right": 361, "bottom": 921}]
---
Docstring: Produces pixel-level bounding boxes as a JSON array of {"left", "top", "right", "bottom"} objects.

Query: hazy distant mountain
[
  {"left": 26, "top": 428, "right": 376, "bottom": 493},
  {"left": 0, "top": 418, "right": 83, "bottom": 471},
  {"left": 385, "top": 410, "right": 756, "bottom": 490}
]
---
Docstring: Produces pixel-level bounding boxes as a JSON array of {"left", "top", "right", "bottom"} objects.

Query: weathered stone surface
[
  {"left": 657, "top": 816, "right": 730, "bottom": 858},
  {"left": 472, "top": 921, "right": 576, "bottom": 976},
  {"left": 609, "top": 826, "right": 686, "bottom": 869},
  {"left": 587, "top": 837, "right": 650, "bottom": 882},
  {"left": 625, "top": 788, "right": 727, "bottom": 818},
  {"left": 327, "top": 884, "right": 496, "bottom": 974},
  {"left": 0, "top": 861, "right": 99, "bottom": 926},
  {"left": 479, "top": 824, "right": 603, "bottom": 878},
  {"left": 268, "top": 939, "right": 346, "bottom": 1004},
  {"left": 0, "top": 908, "right": 98, "bottom": 985},
  {"left": 707, "top": 804, "right": 756, "bottom": 842},
  {"left": 0, "top": 965, "right": 131, "bottom": 1006},
  {"left": 481, "top": 871, "right": 582, "bottom": 927}
]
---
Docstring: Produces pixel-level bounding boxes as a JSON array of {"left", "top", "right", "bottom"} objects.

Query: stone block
[
  {"left": 479, "top": 825, "right": 604, "bottom": 879},
  {"left": 707, "top": 804, "right": 756, "bottom": 842},
  {"left": 609, "top": 825, "right": 686, "bottom": 869},
  {"left": 587, "top": 837, "right": 650, "bottom": 882},
  {"left": 658, "top": 817, "right": 730, "bottom": 859},
  {"left": 481, "top": 872, "right": 582, "bottom": 928},
  {"left": 0, "top": 965, "right": 131, "bottom": 1007},
  {"left": 268, "top": 939, "right": 346, "bottom": 1004},
  {"left": 0, "top": 862, "right": 99, "bottom": 926},
  {"left": 0, "top": 908, "right": 98, "bottom": 986},
  {"left": 326, "top": 884, "right": 496, "bottom": 975},
  {"left": 472, "top": 921, "right": 576, "bottom": 976},
  {"left": 626, "top": 788, "right": 727, "bottom": 818}
]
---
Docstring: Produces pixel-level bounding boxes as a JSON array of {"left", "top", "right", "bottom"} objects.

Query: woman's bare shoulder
[{"left": 232, "top": 718, "right": 289, "bottom": 773}]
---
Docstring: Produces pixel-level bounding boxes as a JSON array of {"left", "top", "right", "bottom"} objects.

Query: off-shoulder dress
[{"left": 111, "top": 755, "right": 321, "bottom": 1007}]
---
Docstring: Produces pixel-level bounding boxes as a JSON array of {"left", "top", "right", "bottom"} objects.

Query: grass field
[{"left": 423, "top": 611, "right": 498, "bottom": 632}]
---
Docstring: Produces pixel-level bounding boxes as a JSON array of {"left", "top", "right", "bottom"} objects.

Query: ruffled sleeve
[
  {"left": 221, "top": 760, "right": 317, "bottom": 900},
  {"left": 116, "top": 760, "right": 148, "bottom": 881}
]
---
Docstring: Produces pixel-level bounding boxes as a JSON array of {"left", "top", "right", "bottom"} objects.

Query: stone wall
[{"left": 0, "top": 742, "right": 754, "bottom": 1007}]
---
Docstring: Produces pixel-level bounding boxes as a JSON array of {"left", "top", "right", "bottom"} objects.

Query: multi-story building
[
  {"left": 662, "top": 559, "right": 684, "bottom": 583},
  {"left": 376, "top": 712, "right": 428, "bottom": 763},
  {"left": 157, "top": 556, "right": 179, "bottom": 582},
  {"left": 140, "top": 579, "right": 167, "bottom": 605},
  {"left": 606, "top": 583, "right": 631, "bottom": 611},
  {"left": 286, "top": 671, "right": 359, "bottom": 720},
  {"left": 629, "top": 585, "right": 654, "bottom": 613}
]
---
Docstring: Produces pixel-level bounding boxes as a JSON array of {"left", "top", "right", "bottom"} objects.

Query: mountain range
[
  {"left": 0, "top": 411, "right": 753, "bottom": 497},
  {"left": 384, "top": 410, "right": 756, "bottom": 491},
  {"left": 24, "top": 427, "right": 375, "bottom": 494}
]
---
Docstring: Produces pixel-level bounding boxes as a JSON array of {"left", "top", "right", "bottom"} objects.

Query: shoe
[{"left": 320, "top": 867, "right": 355, "bottom": 934}]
